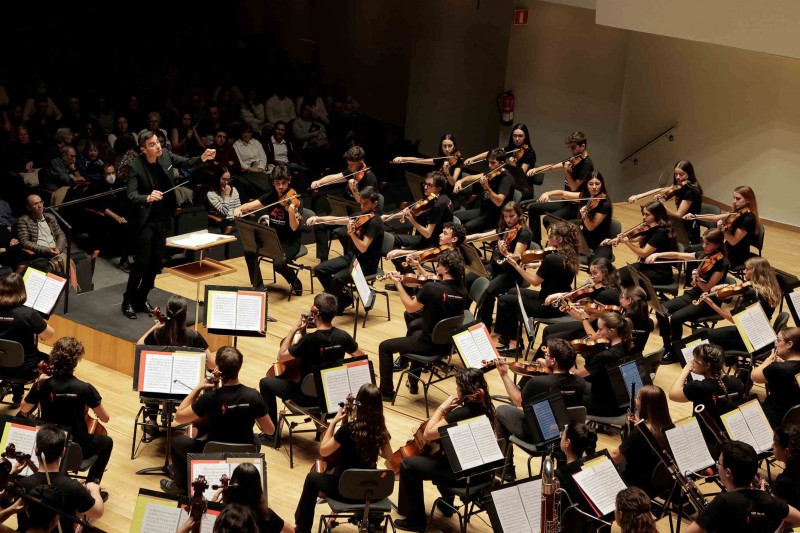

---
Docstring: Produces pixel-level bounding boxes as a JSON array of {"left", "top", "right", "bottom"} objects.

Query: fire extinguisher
[{"left": 497, "top": 90, "right": 514, "bottom": 126}]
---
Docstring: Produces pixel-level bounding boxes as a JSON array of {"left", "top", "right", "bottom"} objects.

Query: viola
[
  {"left": 570, "top": 337, "right": 610, "bottom": 357},
  {"left": 482, "top": 358, "right": 552, "bottom": 377},
  {"left": 504, "top": 223, "right": 522, "bottom": 246},
  {"left": 187, "top": 475, "right": 209, "bottom": 533},
  {"left": 348, "top": 212, "right": 375, "bottom": 233},
  {"left": 658, "top": 181, "right": 687, "bottom": 201},
  {"left": 563, "top": 151, "right": 589, "bottom": 175},
  {"left": 376, "top": 271, "right": 441, "bottom": 288},
  {"left": 351, "top": 163, "right": 368, "bottom": 184},
  {"left": 615, "top": 221, "right": 658, "bottom": 241},
  {"left": 499, "top": 246, "right": 557, "bottom": 266},
  {"left": 721, "top": 208, "right": 750, "bottom": 232},
  {"left": 581, "top": 301, "right": 624, "bottom": 315},
  {"left": 513, "top": 144, "right": 529, "bottom": 162},
  {"left": 446, "top": 150, "right": 461, "bottom": 168},
  {"left": 401, "top": 243, "right": 456, "bottom": 267},
  {"left": 692, "top": 251, "right": 724, "bottom": 287},
  {"left": 387, "top": 390, "right": 485, "bottom": 474},
  {"left": 410, "top": 192, "right": 438, "bottom": 217},
  {"left": 692, "top": 281, "right": 752, "bottom": 305},
  {"left": 582, "top": 193, "right": 607, "bottom": 213}
]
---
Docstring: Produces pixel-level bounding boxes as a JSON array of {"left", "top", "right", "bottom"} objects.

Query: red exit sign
[{"left": 514, "top": 9, "right": 529, "bottom": 25}]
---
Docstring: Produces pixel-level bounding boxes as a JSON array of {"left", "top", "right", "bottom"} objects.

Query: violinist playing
[
  {"left": 378, "top": 249, "right": 470, "bottom": 400},
  {"left": 494, "top": 339, "right": 586, "bottom": 481},
  {"left": 692, "top": 256, "right": 782, "bottom": 356},
  {"left": 605, "top": 201, "right": 677, "bottom": 288},
  {"left": 20, "top": 337, "right": 113, "bottom": 486},
  {"left": 309, "top": 186, "right": 384, "bottom": 315},
  {"left": 294, "top": 384, "right": 391, "bottom": 533},
  {"left": 494, "top": 222, "right": 581, "bottom": 353},
  {"left": 259, "top": 293, "right": 365, "bottom": 448},
  {"left": 392, "top": 134, "right": 466, "bottom": 206},
  {"left": 234, "top": 164, "right": 304, "bottom": 294},
  {"left": 684, "top": 185, "right": 760, "bottom": 270},
  {"left": 384, "top": 171, "right": 454, "bottom": 281},
  {"left": 525, "top": 131, "right": 593, "bottom": 247},
  {"left": 628, "top": 160, "right": 704, "bottom": 245},
  {"left": 453, "top": 148, "right": 515, "bottom": 233},
  {"left": 466, "top": 201, "right": 531, "bottom": 332},
  {"left": 162, "top": 346, "right": 273, "bottom": 495},
  {"left": 465, "top": 125, "right": 536, "bottom": 200},
  {"left": 645, "top": 228, "right": 729, "bottom": 361},
  {"left": 395, "top": 369, "right": 495, "bottom": 532}
]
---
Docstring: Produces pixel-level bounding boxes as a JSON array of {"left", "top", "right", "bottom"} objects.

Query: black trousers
[
  {"left": 618, "top": 264, "right": 675, "bottom": 288},
  {"left": 170, "top": 435, "right": 206, "bottom": 490},
  {"left": 243, "top": 239, "right": 301, "bottom": 287},
  {"left": 494, "top": 288, "right": 563, "bottom": 340},
  {"left": 378, "top": 332, "right": 442, "bottom": 395},
  {"left": 313, "top": 223, "right": 348, "bottom": 261},
  {"left": 125, "top": 219, "right": 171, "bottom": 304},
  {"left": 480, "top": 271, "right": 516, "bottom": 332},
  {"left": 259, "top": 376, "right": 316, "bottom": 428},
  {"left": 457, "top": 208, "right": 495, "bottom": 233},
  {"left": 398, "top": 455, "right": 459, "bottom": 525},
  {"left": 77, "top": 434, "right": 114, "bottom": 483},
  {"left": 527, "top": 202, "right": 579, "bottom": 244},
  {"left": 656, "top": 293, "right": 715, "bottom": 347}
]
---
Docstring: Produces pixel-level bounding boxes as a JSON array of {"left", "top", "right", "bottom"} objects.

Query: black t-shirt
[
  {"left": 582, "top": 198, "right": 612, "bottom": 249},
  {"left": 416, "top": 194, "right": 453, "bottom": 248},
  {"left": 144, "top": 328, "right": 209, "bottom": 350},
  {"left": 418, "top": 280, "right": 470, "bottom": 347},
  {"left": 0, "top": 305, "right": 47, "bottom": 356},
  {"left": 640, "top": 226, "right": 674, "bottom": 277},
  {"left": 333, "top": 422, "right": 380, "bottom": 472},
  {"left": 192, "top": 384, "right": 268, "bottom": 444},
  {"left": 585, "top": 343, "right": 627, "bottom": 415},
  {"left": 288, "top": 327, "right": 359, "bottom": 377},
  {"left": 344, "top": 170, "right": 377, "bottom": 202},
  {"left": 629, "top": 312, "right": 654, "bottom": 354},
  {"left": 347, "top": 214, "right": 384, "bottom": 274},
  {"left": 762, "top": 360, "right": 800, "bottom": 426},
  {"left": 491, "top": 228, "right": 533, "bottom": 280},
  {"left": 683, "top": 376, "right": 745, "bottom": 443},
  {"left": 774, "top": 470, "right": 800, "bottom": 510},
  {"left": 257, "top": 190, "right": 303, "bottom": 245},
  {"left": 592, "top": 287, "right": 621, "bottom": 306},
  {"left": 256, "top": 512, "right": 286, "bottom": 533},
  {"left": 18, "top": 472, "right": 96, "bottom": 533},
  {"left": 566, "top": 156, "right": 593, "bottom": 190},
  {"left": 445, "top": 401, "right": 487, "bottom": 425},
  {"left": 675, "top": 184, "right": 702, "bottom": 242},
  {"left": 536, "top": 253, "right": 576, "bottom": 299},
  {"left": 686, "top": 251, "right": 730, "bottom": 297},
  {"left": 521, "top": 373, "right": 587, "bottom": 409},
  {"left": 734, "top": 287, "right": 775, "bottom": 320},
  {"left": 619, "top": 425, "right": 661, "bottom": 495},
  {"left": 725, "top": 211, "right": 757, "bottom": 267},
  {"left": 480, "top": 170, "right": 515, "bottom": 222},
  {"left": 695, "top": 488, "right": 788, "bottom": 532},
  {"left": 24, "top": 375, "right": 102, "bottom": 444}
]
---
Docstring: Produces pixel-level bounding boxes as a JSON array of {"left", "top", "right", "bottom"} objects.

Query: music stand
[
  {"left": 607, "top": 354, "right": 651, "bottom": 409},
  {"left": 545, "top": 214, "right": 590, "bottom": 256},
  {"left": 235, "top": 217, "right": 286, "bottom": 319},
  {"left": 461, "top": 243, "right": 488, "bottom": 278},
  {"left": 186, "top": 452, "right": 266, "bottom": 501},
  {"left": 327, "top": 196, "right": 360, "bottom": 218},
  {"left": 627, "top": 264, "right": 667, "bottom": 317},
  {"left": 404, "top": 171, "right": 425, "bottom": 203},
  {"left": 774, "top": 267, "right": 800, "bottom": 320}
]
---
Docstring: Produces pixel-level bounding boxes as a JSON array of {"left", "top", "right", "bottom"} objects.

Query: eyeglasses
[{"left": 423, "top": 183, "right": 435, "bottom": 188}]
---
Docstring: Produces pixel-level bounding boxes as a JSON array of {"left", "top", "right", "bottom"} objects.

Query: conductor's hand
[
  {"left": 200, "top": 148, "right": 217, "bottom": 162},
  {"left": 147, "top": 190, "right": 164, "bottom": 203}
]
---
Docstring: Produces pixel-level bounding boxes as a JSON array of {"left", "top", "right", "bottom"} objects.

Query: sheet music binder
[
  {"left": 133, "top": 345, "right": 206, "bottom": 402},
  {"left": 350, "top": 259, "right": 375, "bottom": 311},
  {"left": 569, "top": 449, "right": 627, "bottom": 518},
  {"left": 131, "top": 488, "right": 223, "bottom": 533},
  {"left": 486, "top": 476, "right": 543, "bottom": 533},
  {"left": 607, "top": 354, "right": 651, "bottom": 408},
  {"left": 203, "top": 284, "right": 267, "bottom": 337},
  {"left": 312, "top": 355, "right": 375, "bottom": 415},
  {"left": 186, "top": 452, "right": 266, "bottom": 501},
  {"left": 672, "top": 331, "right": 710, "bottom": 382},
  {"left": 522, "top": 391, "right": 571, "bottom": 447},
  {"left": 438, "top": 415, "right": 505, "bottom": 478}
]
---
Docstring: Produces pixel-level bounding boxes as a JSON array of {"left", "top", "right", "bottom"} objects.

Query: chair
[
  {"left": 60, "top": 441, "right": 99, "bottom": 482},
  {"left": 465, "top": 276, "right": 490, "bottom": 320},
  {"left": 279, "top": 374, "right": 324, "bottom": 468},
  {"left": 393, "top": 314, "right": 464, "bottom": 416},
  {"left": 429, "top": 462, "right": 501, "bottom": 533},
  {"left": 202, "top": 441, "right": 258, "bottom": 454},
  {"left": 350, "top": 232, "right": 394, "bottom": 337},
  {"left": 317, "top": 469, "right": 395, "bottom": 533},
  {"left": 697, "top": 204, "right": 721, "bottom": 230},
  {"left": 0, "top": 340, "right": 38, "bottom": 405},
  {"left": 642, "top": 348, "right": 666, "bottom": 380}
]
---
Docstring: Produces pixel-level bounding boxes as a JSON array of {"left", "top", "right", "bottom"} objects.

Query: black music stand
[
  {"left": 774, "top": 267, "right": 800, "bottom": 321},
  {"left": 327, "top": 196, "right": 360, "bottom": 218},
  {"left": 234, "top": 218, "right": 282, "bottom": 319}
]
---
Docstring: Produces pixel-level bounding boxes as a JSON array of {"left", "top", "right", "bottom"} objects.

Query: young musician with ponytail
[
  {"left": 137, "top": 294, "right": 212, "bottom": 367},
  {"left": 213, "top": 462, "right": 293, "bottom": 533},
  {"left": 615, "top": 487, "right": 658, "bottom": 533},
  {"left": 668, "top": 344, "right": 744, "bottom": 445},
  {"left": 573, "top": 312, "right": 635, "bottom": 416},
  {"left": 751, "top": 327, "right": 800, "bottom": 427}
]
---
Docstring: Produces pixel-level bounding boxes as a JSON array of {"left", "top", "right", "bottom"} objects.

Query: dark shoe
[
  {"left": 660, "top": 352, "right": 681, "bottom": 365},
  {"left": 385, "top": 283, "right": 398, "bottom": 291},
  {"left": 100, "top": 490, "right": 109, "bottom": 502},
  {"left": 292, "top": 280, "right": 303, "bottom": 296},
  {"left": 160, "top": 479, "right": 184, "bottom": 495},
  {"left": 436, "top": 499, "right": 456, "bottom": 517},
  {"left": 395, "top": 518, "right": 424, "bottom": 532},
  {"left": 118, "top": 257, "right": 131, "bottom": 273},
  {"left": 406, "top": 380, "right": 419, "bottom": 395},
  {"left": 393, "top": 358, "right": 409, "bottom": 372},
  {"left": 381, "top": 391, "right": 396, "bottom": 402},
  {"left": 258, "top": 431, "right": 281, "bottom": 449},
  {"left": 121, "top": 299, "right": 137, "bottom": 320},
  {"left": 134, "top": 300, "right": 155, "bottom": 316}
]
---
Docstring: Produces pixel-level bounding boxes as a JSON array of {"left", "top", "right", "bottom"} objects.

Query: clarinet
[
  {"left": 694, "top": 405, "right": 771, "bottom": 493},
  {"left": 540, "top": 456, "right": 561, "bottom": 533},
  {"left": 635, "top": 420, "right": 708, "bottom": 513}
]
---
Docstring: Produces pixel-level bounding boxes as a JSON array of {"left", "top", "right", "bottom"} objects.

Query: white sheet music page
[
  {"left": 572, "top": 456, "right": 626, "bottom": 516},
  {"left": 469, "top": 415, "right": 504, "bottom": 463},
  {"left": 470, "top": 324, "right": 501, "bottom": 364},
  {"left": 170, "top": 352, "right": 205, "bottom": 395},
  {"left": 234, "top": 291, "right": 266, "bottom": 332},
  {"left": 1, "top": 423, "right": 38, "bottom": 476},
  {"left": 517, "top": 478, "right": 543, "bottom": 533},
  {"left": 141, "top": 353, "right": 175, "bottom": 394},
  {"left": 790, "top": 289, "right": 800, "bottom": 320},
  {"left": 738, "top": 399, "right": 774, "bottom": 453},
  {"left": 351, "top": 260, "right": 373, "bottom": 308},
  {"left": 345, "top": 360, "right": 373, "bottom": 396},
  {"left": 665, "top": 417, "right": 714, "bottom": 473},
  {"left": 140, "top": 503, "right": 182, "bottom": 533},
  {"left": 446, "top": 423, "right": 482, "bottom": 471},
  {"left": 733, "top": 303, "right": 776, "bottom": 352},
  {"left": 207, "top": 290, "right": 238, "bottom": 331},
  {"left": 452, "top": 328, "right": 481, "bottom": 369},
  {"left": 33, "top": 273, "right": 65, "bottom": 314},
  {"left": 491, "top": 482, "right": 536, "bottom": 533},
  {"left": 720, "top": 408, "right": 759, "bottom": 451},
  {"left": 321, "top": 366, "right": 352, "bottom": 413},
  {"left": 22, "top": 267, "right": 46, "bottom": 309}
]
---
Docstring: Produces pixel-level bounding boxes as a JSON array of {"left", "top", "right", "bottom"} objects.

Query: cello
[{"left": 310, "top": 394, "right": 358, "bottom": 475}]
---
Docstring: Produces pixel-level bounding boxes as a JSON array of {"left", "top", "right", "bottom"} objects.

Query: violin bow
[
  {"left": 465, "top": 149, "right": 517, "bottom": 166},
  {"left": 244, "top": 193, "right": 302, "bottom": 217}
]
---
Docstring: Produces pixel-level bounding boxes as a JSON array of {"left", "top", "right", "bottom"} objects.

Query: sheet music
[
  {"left": 170, "top": 352, "right": 205, "bottom": 394},
  {"left": 532, "top": 401, "right": 560, "bottom": 442},
  {"left": 734, "top": 303, "right": 776, "bottom": 352},
  {"left": 452, "top": 329, "right": 482, "bottom": 369},
  {"left": 207, "top": 291, "right": 238, "bottom": 331},
  {"left": 33, "top": 274, "right": 65, "bottom": 314},
  {"left": 619, "top": 361, "right": 644, "bottom": 395},
  {"left": 471, "top": 324, "right": 501, "bottom": 364},
  {"left": 738, "top": 399, "right": 773, "bottom": 453},
  {"left": 170, "top": 232, "right": 229, "bottom": 247},
  {"left": 572, "top": 457, "right": 627, "bottom": 516},
  {"left": 446, "top": 424, "right": 482, "bottom": 471},
  {"left": 2, "top": 424, "right": 39, "bottom": 476},
  {"left": 345, "top": 362, "right": 373, "bottom": 396},
  {"left": 141, "top": 353, "right": 175, "bottom": 394},
  {"left": 190, "top": 460, "right": 232, "bottom": 500},
  {"left": 471, "top": 416, "right": 504, "bottom": 463},
  {"left": 351, "top": 260, "right": 373, "bottom": 308},
  {"left": 721, "top": 408, "right": 759, "bottom": 451},
  {"left": 665, "top": 418, "right": 714, "bottom": 474},
  {"left": 22, "top": 268, "right": 46, "bottom": 308},
  {"left": 491, "top": 480, "right": 542, "bottom": 533},
  {"left": 790, "top": 289, "right": 800, "bottom": 320},
  {"left": 234, "top": 292, "right": 265, "bottom": 332},
  {"left": 140, "top": 503, "right": 182, "bottom": 533},
  {"left": 680, "top": 339, "right": 709, "bottom": 381},
  {"left": 321, "top": 367, "right": 352, "bottom": 413}
]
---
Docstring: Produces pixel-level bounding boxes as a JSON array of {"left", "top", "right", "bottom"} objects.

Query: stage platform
[{"left": 47, "top": 283, "right": 230, "bottom": 376}]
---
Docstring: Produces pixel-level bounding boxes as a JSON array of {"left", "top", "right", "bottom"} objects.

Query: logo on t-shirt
[{"left": 441, "top": 291, "right": 464, "bottom": 303}]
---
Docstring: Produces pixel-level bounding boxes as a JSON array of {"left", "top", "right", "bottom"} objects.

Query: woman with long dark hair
[
  {"left": 137, "top": 295, "right": 211, "bottom": 366},
  {"left": 392, "top": 133, "right": 465, "bottom": 192},
  {"left": 206, "top": 166, "right": 241, "bottom": 233},
  {"left": 615, "top": 487, "right": 658, "bottom": 533},
  {"left": 396, "top": 368, "right": 495, "bottom": 532},
  {"left": 215, "top": 462, "right": 294, "bottom": 533},
  {"left": 294, "top": 384, "right": 392, "bottom": 533}
]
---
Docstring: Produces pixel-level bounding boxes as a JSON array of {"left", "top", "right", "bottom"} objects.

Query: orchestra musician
[
  {"left": 20, "top": 337, "right": 113, "bottom": 485},
  {"left": 609, "top": 385, "right": 673, "bottom": 497},
  {"left": 309, "top": 186, "right": 384, "bottom": 316},
  {"left": 453, "top": 148, "right": 515, "bottom": 233},
  {"left": 392, "top": 133, "right": 466, "bottom": 206},
  {"left": 628, "top": 160, "right": 703, "bottom": 245},
  {"left": 614, "top": 487, "right": 658, "bottom": 533},
  {"left": 384, "top": 171, "right": 453, "bottom": 279},
  {"left": 213, "top": 462, "right": 294, "bottom": 533},
  {"left": 685, "top": 441, "right": 800, "bottom": 532},
  {"left": 493, "top": 221, "right": 581, "bottom": 352},
  {"left": 772, "top": 424, "right": 800, "bottom": 510},
  {"left": 162, "top": 346, "right": 273, "bottom": 495},
  {"left": 378, "top": 249, "right": 469, "bottom": 400},
  {"left": 293, "top": 384, "right": 392, "bottom": 533},
  {"left": 395, "top": 369, "right": 495, "bottom": 533},
  {"left": 573, "top": 312, "right": 636, "bottom": 416},
  {"left": 10, "top": 485, "right": 64, "bottom": 533},
  {"left": 607, "top": 201, "right": 678, "bottom": 288},
  {"left": 259, "top": 293, "right": 364, "bottom": 446},
  {"left": 0, "top": 272, "right": 55, "bottom": 406},
  {"left": 646, "top": 228, "right": 729, "bottom": 357},
  {"left": 525, "top": 131, "right": 593, "bottom": 246},
  {"left": 16, "top": 424, "right": 104, "bottom": 532},
  {"left": 465, "top": 201, "right": 531, "bottom": 332},
  {"left": 553, "top": 422, "right": 600, "bottom": 529},
  {"left": 234, "top": 164, "right": 304, "bottom": 293},
  {"left": 494, "top": 338, "right": 586, "bottom": 480},
  {"left": 750, "top": 327, "right": 800, "bottom": 427},
  {"left": 465, "top": 124, "right": 536, "bottom": 200}
]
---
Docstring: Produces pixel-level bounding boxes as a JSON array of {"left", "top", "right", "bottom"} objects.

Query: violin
[
  {"left": 376, "top": 271, "right": 441, "bottom": 288},
  {"left": 552, "top": 282, "right": 596, "bottom": 308},
  {"left": 563, "top": 151, "right": 589, "bottom": 175},
  {"left": 350, "top": 163, "right": 368, "bottom": 184},
  {"left": 387, "top": 389, "right": 485, "bottom": 474},
  {"left": 613, "top": 221, "right": 658, "bottom": 242},
  {"left": 692, "top": 281, "right": 752, "bottom": 305},
  {"left": 280, "top": 187, "right": 302, "bottom": 210},
  {"left": 348, "top": 212, "right": 375, "bottom": 233},
  {"left": 691, "top": 251, "right": 724, "bottom": 287},
  {"left": 581, "top": 301, "right": 624, "bottom": 316},
  {"left": 582, "top": 193, "right": 607, "bottom": 213},
  {"left": 513, "top": 144, "right": 529, "bottom": 163},
  {"left": 36, "top": 361, "right": 108, "bottom": 437},
  {"left": 721, "top": 208, "right": 750, "bottom": 232},
  {"left": 497, "top": 246, "right": 557, "bottom": 265},
  {"left": 481, "top": 358, "right": 552, "bottom": 377},
  {"left": 657, "top": 181, "right": 687, "bottom": 202},
  {"left": 570, "top": 337, "right": 610, "bottom": 356},
  {"left": 401, "top": 243, "right": 456, "bottom": 267},
  {"left": 410, "top": 192, "right": 438, "bottom": 217},
  {"left": 446, "top": 150, "right": 461, "bottom": 168},
  {"left": 211, "top": 474, "right": 231, "bottom": 495},
  {"left": 187, "top": 475, "right": 209, "bottom": 533}
]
